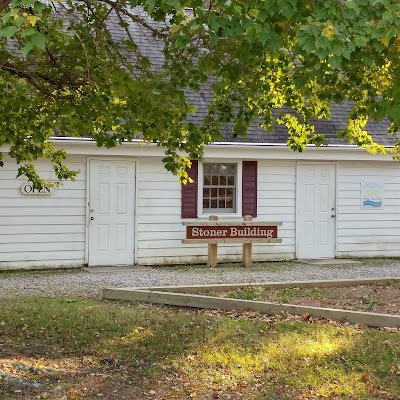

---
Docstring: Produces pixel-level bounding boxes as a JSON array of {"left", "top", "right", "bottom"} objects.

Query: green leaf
[
  {"left": 2, "top": 8, "right": 19, "bottom": 24},
  {"left": 315, "top": 36, "right": 329, "bottom": 49},
  {"left": 372, "top": 41, "right": 385, "bottom": 52},
  {"left": 189, "top": 22, "right": 201, "bottom": 31},
  {"left": 278, "top": 0, "right": 294, "bottom": 19},
  {"left": 208, "top": 16, "right": 221, "bottom": 31},
  {"left": 145, "top": 0, "right": 156, "bottom": 14},
  {"left": 248, "top": 9, "right": 259, "bottom": 18},
  {"left": 21, "top": 0, "right": 37, "bottom": 6},
  {"left": 194, "top": 6, "right": 204, "bottom": 17},
  {"left": 167, "top": 0, "right": 181, "bottom": 10},
  {"left": 362, "top": 56, "right": 373, "bottom": 66},
  {"left": 21, "top": 27, "right": 38, "bottom": 38},
  {"left": 345, "top": 0, "right": 360, "bottom": 11},
  {"left": 21, "top": 40, "right": 34, "bottom": 56},
  {"left": 169, "top": 24, "right": 181, "bottom": 34},
  {"left": 329, "top": 55, "right": 341, "bottom": 69},
  {"left": 141, "top": 56, "right": 151, "bottom": 69},
  {"left": 0, "top": 26, "right": 18, "bottom": 38},
  {"left": 315, "top": 47, "right": 330, "bottom": 60},
  {"left": 294, "top": 75, "right": 307, "bottom": 89},
  {"left": 257, "top": 10, "right": 268, "bottom": 22},
  {"left": 354, "top": 36, "right": 368, "bottom": 47},
  {"left": 14, "top": 16, "right": 26, "bottom": 27},
  {"left": 301, "top": 38, "right": 315, "bottom": 53},
  {"left": 259, "top": 29, "right": 270, "bottom": 47},
  {"left": 342, "top": 47, "right": 352, "bottom": 59},
  {"left": 33, "top": 1, "right": 45, "bottom": 13},
  {"left": 175, "top": 36, "right": 190, "bottom": 48},
  {"left": 31, "top": 31, "right": 46, "bottom": 50}
]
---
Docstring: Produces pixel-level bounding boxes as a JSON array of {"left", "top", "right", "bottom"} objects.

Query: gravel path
[{"left": 0, "top": 260, "right": 399, "bottom": 299}]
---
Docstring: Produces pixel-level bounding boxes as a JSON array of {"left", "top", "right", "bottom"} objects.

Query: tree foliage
[{"left": 1, "top": 0, "right": 400, "bottom": 185}]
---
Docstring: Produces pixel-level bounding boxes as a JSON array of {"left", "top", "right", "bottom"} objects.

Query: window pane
[
  {"left": 203, "top": 163, "right": 237, "bottom": 213},
  {"left": 227, "top": 164, "right": 235, "bottom": 175}
]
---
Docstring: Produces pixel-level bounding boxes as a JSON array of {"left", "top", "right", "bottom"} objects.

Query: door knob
[
  {"left": 90, "top": 217, "right": 94, "bottom": 220},
  {"left": 331, "top": 214, "right": 336, "bottom": 218}
]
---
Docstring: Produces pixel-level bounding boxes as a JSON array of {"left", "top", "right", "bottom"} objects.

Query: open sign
[{"left": 20, "top": 183, "right": 55, "bottom": 195}]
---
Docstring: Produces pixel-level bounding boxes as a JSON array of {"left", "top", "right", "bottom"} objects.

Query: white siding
[
  {"left": 256, "top": 160, "right": 296, "bottom": 259},
  {"left": 0, "top": 156, "right": 86, "bottom": 269},
  {"left": 3, "top": 151, "right": 400, "bottom": 269},
  {"left": 136, "top": 158, "right": 296, "bottom": 264},
  {"left": 336, "top": 161, "right": 400, "bottom": 257}
]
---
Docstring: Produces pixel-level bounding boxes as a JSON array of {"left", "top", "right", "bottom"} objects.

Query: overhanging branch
[
  {"left": 0, "top": 61, "right": 76, "bottom": 99},
  {"left": 0, "top": 0, "right": 11, "bottom": 13}
]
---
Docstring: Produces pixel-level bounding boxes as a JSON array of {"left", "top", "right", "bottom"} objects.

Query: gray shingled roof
[
  {"left": 220, "top": 104, "right": 395, "bottom": 146},
  {"left": 185, "top": 83, "right": 396, "bottom": 146}
]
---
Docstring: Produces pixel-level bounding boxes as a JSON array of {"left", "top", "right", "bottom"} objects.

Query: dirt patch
[{"left": 202, "top": 281, "right": 400, "bottom": 314}]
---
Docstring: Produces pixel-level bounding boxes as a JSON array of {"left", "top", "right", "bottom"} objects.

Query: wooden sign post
[
  {"left": 208, "top": 215, "right": 218, "bottom": 268},
  {"left": 182, "top": 216, "right": 282, "bottom": 268},
  {"left": 242, "top": 215, "right": 253, "bottom": 268}
]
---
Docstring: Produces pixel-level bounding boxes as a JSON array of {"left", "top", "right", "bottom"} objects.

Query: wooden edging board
[{"left": 103, "top": 278, "right": 400, "bottom": 328}]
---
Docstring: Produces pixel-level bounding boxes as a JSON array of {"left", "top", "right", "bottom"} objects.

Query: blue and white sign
[{"left": 361, "top": 182, "right": 384, "bottom": 209}]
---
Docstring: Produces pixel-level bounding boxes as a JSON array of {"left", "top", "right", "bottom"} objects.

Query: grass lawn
[{"left": 0, "top": 297, "right": 399, "bottom": 399}]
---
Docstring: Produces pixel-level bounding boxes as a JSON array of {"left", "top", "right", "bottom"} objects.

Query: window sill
[{"left": 197, "top": 213, "right": 249, "bottom": 220}]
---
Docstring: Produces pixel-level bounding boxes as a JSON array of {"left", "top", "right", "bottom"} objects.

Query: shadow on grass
[{"left": 0, "top": 296, "right": 399, "bottom": 399}]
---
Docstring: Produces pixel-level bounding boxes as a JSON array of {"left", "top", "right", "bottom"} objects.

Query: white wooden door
[
  {"left": 297, "top": 164, "right": 336, "bottom": 259},
  {"left": 88, "top": 160, "right": 135, "bottom": 266}
]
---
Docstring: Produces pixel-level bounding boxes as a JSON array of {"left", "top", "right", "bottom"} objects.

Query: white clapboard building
[
  {"left": 1, "top": 124, "right": 399, "bottom": 270},
  {"left": 1, "top": 8, "right": 400, "bottom": 269}
]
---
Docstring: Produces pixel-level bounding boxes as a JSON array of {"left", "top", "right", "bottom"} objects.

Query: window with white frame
[{"left": 202, "top": 163, "right": 237, "bottom": 213}]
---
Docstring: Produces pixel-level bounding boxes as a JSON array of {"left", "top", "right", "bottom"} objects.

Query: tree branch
[
  {"left": 114, "top": 8, "right": 153, "bottom": 78},
  {"left": 96, "top": 0, "right": 167, "bottom": 38},
  {"left": 0, "top": 61, "right": 75, "bottom": 99},
  {"left": 0, "top": 0, "right": 11, "bottom": 13}
]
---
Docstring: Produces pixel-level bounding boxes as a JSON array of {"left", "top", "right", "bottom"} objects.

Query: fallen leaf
[{"left": 301, "top": 313, "right": 311, "bottom": 321}]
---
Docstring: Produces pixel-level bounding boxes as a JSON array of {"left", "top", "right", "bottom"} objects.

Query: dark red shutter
[
  {"left": 181, "top": 160, "right": 198, "bottom": 218},
  {"left": 242, "top": 161, "right": 257, "bottom": 217}
]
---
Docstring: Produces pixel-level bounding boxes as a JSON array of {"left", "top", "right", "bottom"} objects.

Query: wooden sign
[
  {"left": 186, "top": 225, "right": 278, "bottom": 240},
  {"left": 183, "top": 216, "right": 282, "bottom": 268},
  {"left": 20, "top": 183, "right": 55, "bottom": 196}
]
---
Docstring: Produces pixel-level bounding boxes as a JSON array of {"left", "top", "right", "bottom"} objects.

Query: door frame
[
  {"left": 85, "top": 157, "right": 139, "bottom": 266},
  {"left": 295, "top": 162, "right": 338, "bottom": 259}
]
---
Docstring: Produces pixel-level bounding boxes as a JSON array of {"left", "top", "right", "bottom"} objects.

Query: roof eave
[{"left": 48, "top": 136, "right": 394, "bottom": 150}]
